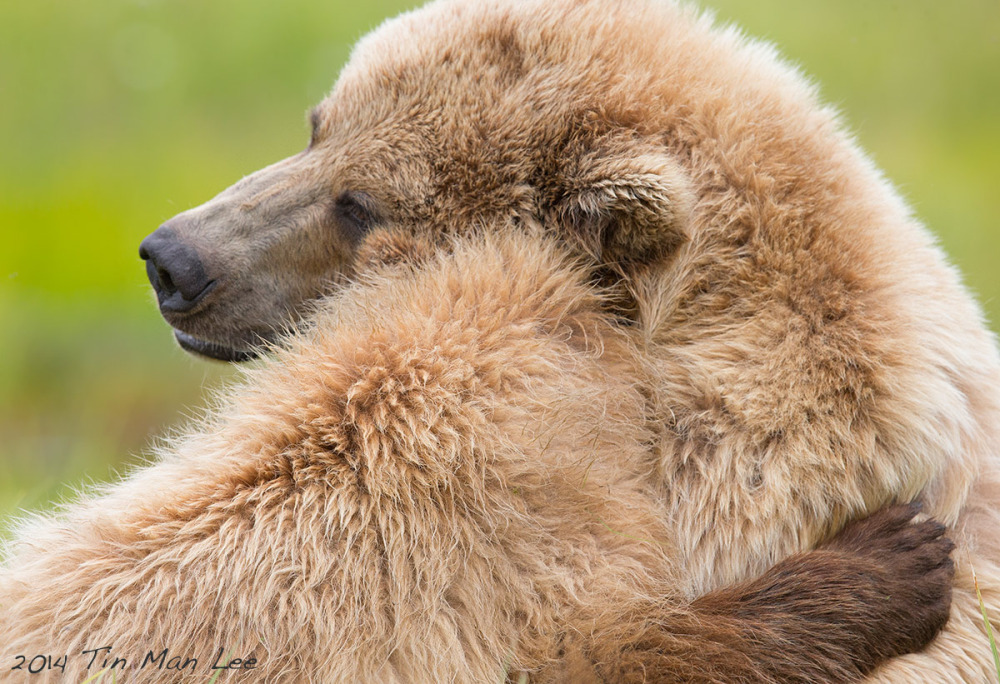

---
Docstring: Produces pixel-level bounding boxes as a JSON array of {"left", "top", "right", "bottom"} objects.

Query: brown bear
[
  {"left": 2, "top": 229, "right": 954, "bottom": 682},
  {"left": 135, "top": 0, "right": 1000, "bottom": 680}
]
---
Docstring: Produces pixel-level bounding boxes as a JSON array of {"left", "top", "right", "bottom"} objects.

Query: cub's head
[{"left": 141, "top": 0, "right": 694, "bottom": 361}]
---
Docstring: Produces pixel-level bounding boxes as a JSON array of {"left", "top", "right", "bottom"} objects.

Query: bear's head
[{"left": 140, "top": 0, "right": 700, "bottom": 361}]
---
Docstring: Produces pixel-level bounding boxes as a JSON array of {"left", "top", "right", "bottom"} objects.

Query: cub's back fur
[
  {"left": 0, "top": 230, "right": 959, "bottom": 682},
  {"left": 0, "top": 233, "right": 670, "bottom": 682}
]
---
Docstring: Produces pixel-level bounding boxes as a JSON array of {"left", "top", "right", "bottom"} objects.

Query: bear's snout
[{"left": 139, "top": 222, "right": 215, "bottom": 314}]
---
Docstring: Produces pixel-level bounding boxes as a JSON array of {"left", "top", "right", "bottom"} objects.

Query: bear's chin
[{"left": 173, "top": 329, "right": 258, "bottom": 363}]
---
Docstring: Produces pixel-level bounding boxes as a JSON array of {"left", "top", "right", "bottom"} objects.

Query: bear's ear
[{"left": 554, "top": 134, "right": 693, "bottom": 265}]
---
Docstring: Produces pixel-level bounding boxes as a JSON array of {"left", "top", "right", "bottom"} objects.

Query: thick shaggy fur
[
  {"left": 52, "top": 0, "right": 1000, "bottom": 679},
  {"left": 1, "top": 233, "right": 955, "bottom": 682}
]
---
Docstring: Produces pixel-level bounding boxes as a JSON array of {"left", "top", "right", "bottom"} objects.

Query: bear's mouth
[{"left": 172, "top": 329, "right": 258, "bottom": 363}]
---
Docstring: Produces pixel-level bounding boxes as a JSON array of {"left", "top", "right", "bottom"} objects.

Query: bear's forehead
[
  {"left": 319, "top": 0, "right": 699, "bottom": 142},
  {"left": 310, "top": 0, "right": 805, "bottom": 207},
  {"left": 331, "top": 0, "right": 630, "bottom": 110}
]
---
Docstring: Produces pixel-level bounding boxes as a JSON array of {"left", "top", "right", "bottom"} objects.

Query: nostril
[{"left": 157, "top": 267, "right": 176, "bottom": 295}]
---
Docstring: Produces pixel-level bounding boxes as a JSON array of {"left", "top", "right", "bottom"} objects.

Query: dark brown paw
[{"left": 825, "top": 502, "right": 955, "bottom": 658}]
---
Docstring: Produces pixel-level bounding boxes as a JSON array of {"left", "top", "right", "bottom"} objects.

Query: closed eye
[{"left": 334, "top": 191, "right": 378, "bottom": 240}]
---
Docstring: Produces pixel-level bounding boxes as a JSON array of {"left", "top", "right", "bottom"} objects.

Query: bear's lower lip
[{"left": 173, "top": 330, "right": 258, "bottom": 363}]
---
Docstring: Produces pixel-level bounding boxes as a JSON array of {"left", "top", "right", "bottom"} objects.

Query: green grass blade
[
  {"left": 79, "top": 669, "right": 108, "bottom": 684},
  {"left": 973, "top": 565, "right": 1000, "bottom": 682},
  {"left": 207, "top": 645, "right": 239, "bottom": 684}
]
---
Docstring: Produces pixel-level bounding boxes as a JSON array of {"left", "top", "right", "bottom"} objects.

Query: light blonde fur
[
  {"left": 341, "top": 5, "right": 1000, "bottom": 677},
  {"left": 0, "top": 232, "right": 671, "bottom": 681},
  {"left": 0, "top": 229, "right": 960, "bottom": 682},
  {"left": 7, "top": 0, "right": 1000, "bottom": 680}
]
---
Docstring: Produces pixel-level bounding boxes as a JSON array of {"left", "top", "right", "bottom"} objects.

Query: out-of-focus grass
[
  {"left": 709, "top": 0, "right": 1000, "bottom": 308},
  {"left": 0, "top": 0, "right": 420, "bottom": 525},
  {"left": 0, "top": 0, "right": 997, "bottom": 525}
]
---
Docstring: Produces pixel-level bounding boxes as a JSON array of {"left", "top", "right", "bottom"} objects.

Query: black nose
[{"left": 139, "top": 224, "right": 215, "bottom": 313}]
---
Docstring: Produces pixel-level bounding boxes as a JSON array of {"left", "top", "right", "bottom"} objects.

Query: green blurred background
[{"left": 1, "top": 0, "right": 998, "bottom": 526}]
